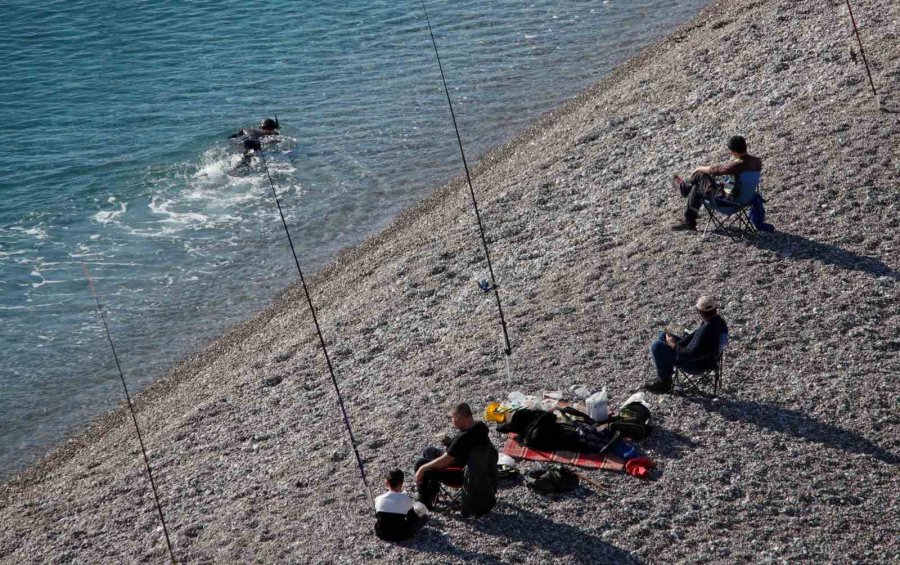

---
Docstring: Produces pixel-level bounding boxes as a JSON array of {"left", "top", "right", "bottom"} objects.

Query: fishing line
[
  {"left": 419, "top": 0, "right": 513, "bottom": 358},
  {"left": 82, "top": 263, "right": 177, "bottom": 564},
  {"left": 257, "top": 150, "right": 374, "bottom": 509}
]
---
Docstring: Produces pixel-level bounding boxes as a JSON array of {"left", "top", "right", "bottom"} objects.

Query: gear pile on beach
[{"left": 1, "top": 0, "right": 898, "bottom": 563}]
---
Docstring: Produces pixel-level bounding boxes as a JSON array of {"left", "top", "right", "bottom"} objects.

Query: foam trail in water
[{"left": 93, "top": 197, "right": 127, "bottom": 225}]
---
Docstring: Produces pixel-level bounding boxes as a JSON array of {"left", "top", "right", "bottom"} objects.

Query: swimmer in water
[
  {"left": 229, "top": 138, "right": 263, "bottom": 175},
  {"left": 230, "top": 117, "right": 279, "bottom": 140}
]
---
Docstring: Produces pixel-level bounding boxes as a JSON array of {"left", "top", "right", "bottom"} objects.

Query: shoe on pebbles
[
  {"left": 644, "top": 380, "right": 672, "bottom": 394},
  {"left": 671, "top": 221, "right": 696, "bottom": 232}
]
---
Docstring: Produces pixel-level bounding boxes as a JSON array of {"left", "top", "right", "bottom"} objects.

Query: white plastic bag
[
  {"left": 507, "top": 391, "right": 526, "bottom": 409},
  {"left": 586, "top": 387, "right": 608, "bottom": 422},
  {"left": 620, "top": 391, "right": 651, "bottom": 411}
]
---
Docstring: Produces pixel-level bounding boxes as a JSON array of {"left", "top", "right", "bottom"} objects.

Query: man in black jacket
[
  {"left": 646, "top": 296, "right": 728, "bottom": 393},
  {"left": 413, "top": 402, "right": 491, "bottom": 510}
]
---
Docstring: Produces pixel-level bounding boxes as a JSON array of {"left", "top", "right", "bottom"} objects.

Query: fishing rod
[
  {"left": 257, "top": 148, "right": 374, "bottom": 509},
  {"left": 419, "top": 0, "right": 513, "bottom": 360},
  {"left": 82, "top": 263, "right": 177, "bottom": 564},
  {"left": 844, "top": 0, "right": 878, "bottom": 104}
]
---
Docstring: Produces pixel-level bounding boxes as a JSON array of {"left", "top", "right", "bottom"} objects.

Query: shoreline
[
  {"left": 3, "top": 0, "right": 899, "bottom": 562},
  {"left": 0, "top": 1, "right": 708, "bottom": 490}
]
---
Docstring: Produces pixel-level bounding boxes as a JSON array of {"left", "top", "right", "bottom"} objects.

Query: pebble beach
[{"left": 1, "top": 0, "right": 898, "bottom": 563}]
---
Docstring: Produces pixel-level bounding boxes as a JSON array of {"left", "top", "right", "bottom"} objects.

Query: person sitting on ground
[
  {"left": 229, "top": 117, "right": 279, "bottom": 140},
  {"left": 374, "top": 468, "right": 429, "bottom": 542},
  {"left": 645, "top": 295, "right": 728, "bottom": 393},
  {"left": 671, "top": 135, "right": 762, "bottom": 231},
  {"left": 414, "top": 402, "right": 494, "bottom": 512}
]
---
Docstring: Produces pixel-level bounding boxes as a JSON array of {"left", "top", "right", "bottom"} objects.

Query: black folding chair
[
  {"left": 674, "top": 333, "right": 728, "bottom": 396},
  {"left": 434, "top": 468, "right": 464, "bottom": 509},
  {"left": 702, "top": 171, "right": 761, "bottom": 242}
]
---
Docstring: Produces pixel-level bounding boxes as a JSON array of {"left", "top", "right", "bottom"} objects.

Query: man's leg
[
  {"left": 417, "top": 467, "right": 465, "bottom": 511},
  {"left": 408, "top": 513, "right": 430, "bottom": 538},
  {"left": 649, "top": 332, "right": 677, "bottom": 388},
  {"left": 682, "top": 172, "right": 720, "bottom": 227},
  {"left": 414, "top": 446, "right": 444, "bottom": 471},
  {"left": 414, "top": 446, "right": 446, "bottom": 509}
]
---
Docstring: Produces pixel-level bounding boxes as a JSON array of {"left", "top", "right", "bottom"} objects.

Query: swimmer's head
[
  {"left": 243, "top": 138, "right": 262, "bottom": 152},
  {"left": 261, "top": 118, "right": 278, "bottom": 130}
]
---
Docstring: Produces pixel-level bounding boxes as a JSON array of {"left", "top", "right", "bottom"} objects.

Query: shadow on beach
[
  {"left": 689, "top": 397, "right": 898, "bottom": 465},
  {"left": 406, "top": 502, "right": 643, "bottom": 564},
  {"left": 747, "top": 230, "right": 897, "bottom": 280},
  {"left": 642, "top": 426, "right": 699, "bottom": 461}
]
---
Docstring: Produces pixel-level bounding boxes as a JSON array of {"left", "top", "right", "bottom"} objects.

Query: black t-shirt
[{"left": 446, "top": 422, "right": 490, "bottom": 466}]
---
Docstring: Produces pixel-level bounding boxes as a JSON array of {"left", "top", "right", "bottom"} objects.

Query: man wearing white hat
[{"left": 646, "top": 296, "right": 728, "bottom": 393}]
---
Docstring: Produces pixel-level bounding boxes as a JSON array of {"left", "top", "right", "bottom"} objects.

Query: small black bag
[{"left": 609, "top": 402, "right": 652, "bottom": 440}]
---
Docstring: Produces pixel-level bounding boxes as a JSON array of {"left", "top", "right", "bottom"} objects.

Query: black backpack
[
  {"left": 520, "top": 411, "right": 566, "bottom": 451},
  {"left": 461, "top": 443, "right": 499, "bottom": 518}
]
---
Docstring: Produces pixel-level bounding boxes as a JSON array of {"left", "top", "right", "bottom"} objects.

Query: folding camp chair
[
  {"left": 434, "top": 467, "right": 464, "bottom": 509},
  {"left": 674, "top": 333, "right": 728, "bottom": 396},
  {"left": 701, "top": 171, "right": 761, "bottom": 241}
]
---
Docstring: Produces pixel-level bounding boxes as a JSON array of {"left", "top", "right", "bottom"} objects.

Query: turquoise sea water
[{"left": 0, "top": 0, "right": 707, "bottom": 479}]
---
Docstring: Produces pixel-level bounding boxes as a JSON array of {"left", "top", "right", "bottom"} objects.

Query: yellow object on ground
[{"left": 484, "top": 402, "right": 508, "bottom": 423}]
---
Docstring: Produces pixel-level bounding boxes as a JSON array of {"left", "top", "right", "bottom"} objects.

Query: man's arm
[
  {"left": 707, "top": 160, "right": 741, "bottom": 176},
  {"left": 674, "top": 328, "right": 701, "bottom": 355},
  {"left": 672, "top": 329, "right": 694, "bottom": 351},
  {"left": 693, "top": 161, "right": 740, "bottom": 176},
  {"left": 415, "top": 452, "right": 456, "bottom": 484},
  {"left": 675, "top": 323, "right": 720, "bottom": 362}
]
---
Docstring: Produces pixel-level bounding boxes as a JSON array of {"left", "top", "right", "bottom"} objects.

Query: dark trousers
[
  {"left": 375, "top": 512, "right": 430, "bottom": 542},
  {"left": 409, "top": 513, "right": 430, "bottom": 537},
  {"left": 650, "top": 332, "right": 706, "bottom": 384},
  {"left": 682, "top": 172, "right": 723, "bottom": 225},
  {"left": 414, "top": 446, "right": 464, "bottom": 509}
]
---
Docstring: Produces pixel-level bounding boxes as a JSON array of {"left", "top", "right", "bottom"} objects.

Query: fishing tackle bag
[{"left": 609, "top": 402, "right": 653, "bottom": 440}]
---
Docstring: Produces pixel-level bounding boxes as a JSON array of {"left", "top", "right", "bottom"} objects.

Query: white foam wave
[
  {"left": 82, "top": 141, "right": 300, "bottom": 244},
  {"left": 197, "top": 157, "right": 232, "bottom": 184},
  {"left": 0, "top": 300, "right": 71, "bottom": 311},
  {"left": 93, "top": 197, "right": 128, "bottom": 225},
  {"left": 148, "top": 197, "right": 210, "bottom": 225},
  {"left": 28, "top": 268, "right": 64, "bottom": 289},
  {"left": 9, "top": 225, "right": 48, "bottom": 240}
]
